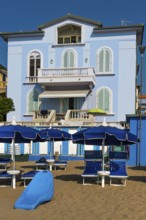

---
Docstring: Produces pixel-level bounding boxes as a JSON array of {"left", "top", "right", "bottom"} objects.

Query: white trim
[
  {"left": 96, "top": 46, "right": 113, "bottom": 74},
  {"left": 96, "top": 86, "right": 113, "bottom": 113},
  {"left": 27, "top": 49, "right": 43, "bottom": 78},
  {"left": 61, "top": 48, "right": 78, "bottom": 67}
]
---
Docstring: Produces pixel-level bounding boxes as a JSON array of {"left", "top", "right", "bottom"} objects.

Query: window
[
  {"left": 29, "top": 52, "right": 41, "bottom": 80},
  {"left": 97, "top": 47, "right": 113, "bottom": 73},
  {"left": 58, "top": 24, "right": 81, "bottom": 44},
  {"left": 27, "top": 88, "right": 40, "bottom": 114},
  {"left": 96, "top": 87, "right": 112, "bottom": 113},
  {"left": 63, "top": 49, "right": 76, "bottom": 67}
]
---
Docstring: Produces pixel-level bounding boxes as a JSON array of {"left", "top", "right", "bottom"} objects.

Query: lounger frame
[
  {"left": 109, "top": 160, "right": 128, "bottom": 186},
  {"left": 81, "top": 160, "right": 102, "bottom": 185}
]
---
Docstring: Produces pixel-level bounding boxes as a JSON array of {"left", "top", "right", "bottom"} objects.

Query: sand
[{"left": 0, "top": 161, "right": 146, "bottom": 220}]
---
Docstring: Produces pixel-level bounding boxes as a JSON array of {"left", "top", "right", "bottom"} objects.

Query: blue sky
[{"left": 0, "top": 0, "right": 146, "bottom": 91}]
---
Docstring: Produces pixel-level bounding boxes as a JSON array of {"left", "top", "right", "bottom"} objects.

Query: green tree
[{"left": 0, "top": 97, "right": 15, "bottom": 121}]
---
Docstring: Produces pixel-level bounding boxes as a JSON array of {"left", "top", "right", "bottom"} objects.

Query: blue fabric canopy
[
  {"left": 0, "top": 125, "right": 46, "bottom": 143},
  {"left": 72, "top": 125, "right": 139, "bottom": 146},
  {"left": 39, "top": 128, "right": 71, "bottom": 141},
  {"left": 0, "top": 124, "right": 46, "bottom": 169}
]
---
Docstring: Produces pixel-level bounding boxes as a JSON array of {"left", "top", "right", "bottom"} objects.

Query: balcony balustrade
[{"left": 25, "top": 67, "right": 96, "bottom": 87}]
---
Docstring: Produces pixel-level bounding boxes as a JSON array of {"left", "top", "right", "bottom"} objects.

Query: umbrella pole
[
  {"left": 102, "top": 139, "right": 105, "bottom": 171},
  {"left": 12, "top": 138, "right": 15, "bottom": 170}
]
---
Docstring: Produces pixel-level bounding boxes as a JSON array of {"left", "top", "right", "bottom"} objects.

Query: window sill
[
  {"left": 23, "top": 114, "right": 33, "bottom": 117},
  {"left": 95, "top": 73, "right": 115, "bottom": 76},
  {"left": 52, "top": 43, "right": 85, "bottom": 48}
]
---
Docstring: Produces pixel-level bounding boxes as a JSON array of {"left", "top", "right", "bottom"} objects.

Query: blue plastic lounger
[
  {"left": 109, "top": 151, "right": 128, "bottom": 160},
  {"left": 14, "top": 170, "right": 54, "bottom": 210},
  {"left": 81, "top": 161, "right": 102, "bottom": 185},
  {"left": 109, "top": 160, "right": 128, "bottom": 186},
  {"left": 53, "top": 160, "right": 68, "bottom": 170},
  {"left": 0, "top": 158, "right": 12, "bottom": 171},
  {"left": 84, "top": 150, "right": 102, "bottom": 161},
  {"left": 35, "top": 157, "right": 48, "bottom": 170},
  {"left": 0, "top": 171, "right": 12, "bottom": 187},
  {"left": 21, "top": 170, "right": 39, "bottom": 187}
]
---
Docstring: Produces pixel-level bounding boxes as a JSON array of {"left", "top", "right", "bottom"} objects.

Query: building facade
[
  {"left": 0, "top": 64, "right": 7, "bottom": 97},
  {"left": 0, "top": 14, "right": 144, "bottom": 162}
]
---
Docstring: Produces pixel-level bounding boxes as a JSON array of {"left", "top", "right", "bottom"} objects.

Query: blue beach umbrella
[
  {"left": 72, "top": 125, "right": 139, "bottom": 171},
  {"left": 0, "top": 124, "right": 46, "bottom": 169},
  {"left": 39, "top": 128, "right": 71, "bottom": 158},
  {"left": 40, "top": 128, "right": 71, "bottom": 141}
]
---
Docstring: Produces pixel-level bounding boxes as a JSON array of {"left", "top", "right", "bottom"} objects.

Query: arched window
[
  {"left": 97, "top": 47, "right": 113, "bottom": 73},
  {"left": 63, "top": 49, "right": 76, "bottom": 67},
  {"left": 29, "top": 52, "right": 41, "bottom": 78},
  {"left": 96, "top": 87, "right": 112, "bottom": 113},
  {"left": 27, "top": 88, "right": 40, "bottom": 114}
]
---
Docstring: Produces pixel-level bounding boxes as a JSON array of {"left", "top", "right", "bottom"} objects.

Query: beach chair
[
  {"left": 109, "top": 160, "right": 128, "bottom": 186},
  {"left": 21, "top": 170, "right": 39, "bottom": 187},
  {"left": 35, "top": 157, "right": 48, "bottom": 170},
  {"left": 0, "top": 158, "right": 12, "bottom": 171},
  {"left": 109, "top": 151, "right": 128, "bottom": 160},
  {"left": 53, "top": 160, "right": 68, "bottom": 170},
  {"left": 84, "top": 150, "right": 102, "bottom": 161},
  {"left": 81, "top": 160, "right": 102, "bottom": 185},
  {"left": 0, "top": 171, "right": 12, "bottom": 187},
  {"left": 15, "top": 171, "right": 54, "bottom": 210}
]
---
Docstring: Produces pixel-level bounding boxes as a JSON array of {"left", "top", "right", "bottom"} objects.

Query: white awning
[{"left": 39, "top": 90, "right": 89, "bottom": 98}]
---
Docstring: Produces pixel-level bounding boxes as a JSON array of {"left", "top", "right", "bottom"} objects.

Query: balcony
[
  {"left": 25, "top": 67, "right": 96, "bottom": 88},
  {"left": 31, "top": 109, "right": 96, "bottom": 126},
  {"left": 0, "top": 81, "right": 7, "bottom": 94}
]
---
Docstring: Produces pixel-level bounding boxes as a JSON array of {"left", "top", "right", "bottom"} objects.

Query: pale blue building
[{"left": 0, "top": 14, "right": 144, "bottom": 161}]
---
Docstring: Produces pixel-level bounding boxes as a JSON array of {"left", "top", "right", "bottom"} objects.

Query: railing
[
  {"left": 0, "top": 81, "right": 7, "bottom": 89},
  {"left": 32, "top": 110, "right": 56, "bottom": 123},
  {"left": 65, "top": 109, "right": 95, "bottom": 121},
  {"left": 40, "top": 67, "right": 91, "bottom": 77},
  {"left": 26, "top": 67, "right": 95, "bottom": 83}
]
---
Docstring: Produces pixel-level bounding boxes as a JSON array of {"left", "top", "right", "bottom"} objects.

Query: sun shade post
[
  {"left": 102, "top": 139, "right": 105, "bottom": 171},
  {"left": 12, "top": 138, "right": 15, "bottom": 170}
]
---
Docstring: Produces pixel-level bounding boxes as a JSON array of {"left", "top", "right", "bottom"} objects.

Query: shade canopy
[
  {"left": 39, "top": 128, "right": 71, "bottom": 141},
  {"left": 0, "top": 124, "right": 46, "bottom": 170},
  {"left": 72, "top": 125, "right": 139, "bottom": 146},
  {"left": 87, "top": 108, "right": 107, "bottom": 115},
  {"left": 39, "top": 90, "right": 88, "bottom": 98},
  {"left": 0, "top": 125, "right": 46, "bottom": 143}
]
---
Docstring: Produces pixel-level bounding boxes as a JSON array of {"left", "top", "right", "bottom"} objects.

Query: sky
[{"left": 0, "top": 0, "right": 146, "bottom": 91}]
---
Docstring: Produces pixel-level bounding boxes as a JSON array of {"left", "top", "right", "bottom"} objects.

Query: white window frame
[
  {"left": 61, "top": 48, "right": 78, "bottom": 68},
  {"left": 96, "top": 87, "right": 113, "bottom": 113},
  {"left": 27, "top": 49, "right": 43, "bottom": 78},
  {"left": 26, "top": 88, "right": 41, "bottom": 115},
  {"left": 56, "top": 23, "right": 82, "bottom": 44},
  {"left": 96, "top": 47, "right": 113, "bottom": 74}
]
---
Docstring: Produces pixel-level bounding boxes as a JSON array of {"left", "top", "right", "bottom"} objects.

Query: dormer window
[{"left": 58, "top": 24, "right": 81, "bottom": 44}]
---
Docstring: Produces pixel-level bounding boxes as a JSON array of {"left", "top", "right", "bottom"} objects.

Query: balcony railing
[
  {"left": 25, "top": 67, "right": 95, "bottom": 85},
  {"left": 0, "top": 81, "right": 7, "bottom": 89}
]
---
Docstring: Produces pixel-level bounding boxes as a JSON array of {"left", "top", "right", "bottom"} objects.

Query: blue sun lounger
[
  {"left": 14, "top": 171, "right": 54, "bottom": 210},
  {"left": 81, "top": 161, "right": 102, "bottom": 185},
  {"left": 109, "top": 160, "right": 128, "bottom": 186},
  {"left": 0, "top": 158, "right": 12, "bottom": 171},
  {"left": 0, "top": 171, "right": 12, "bottom": 187},
  {"left": 53, "top": 160, "right": 68, "bottom": 170},
  {"left": 35, "top": 157, "right": 48, "bottom": 170},
  {"left": 21, "top": 170, "right": 39, "bottom": 187}
]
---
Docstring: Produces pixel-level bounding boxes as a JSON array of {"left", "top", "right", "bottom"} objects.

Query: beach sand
[{"left": 0, "top": 161, "right": 146, "bottom": 220}]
